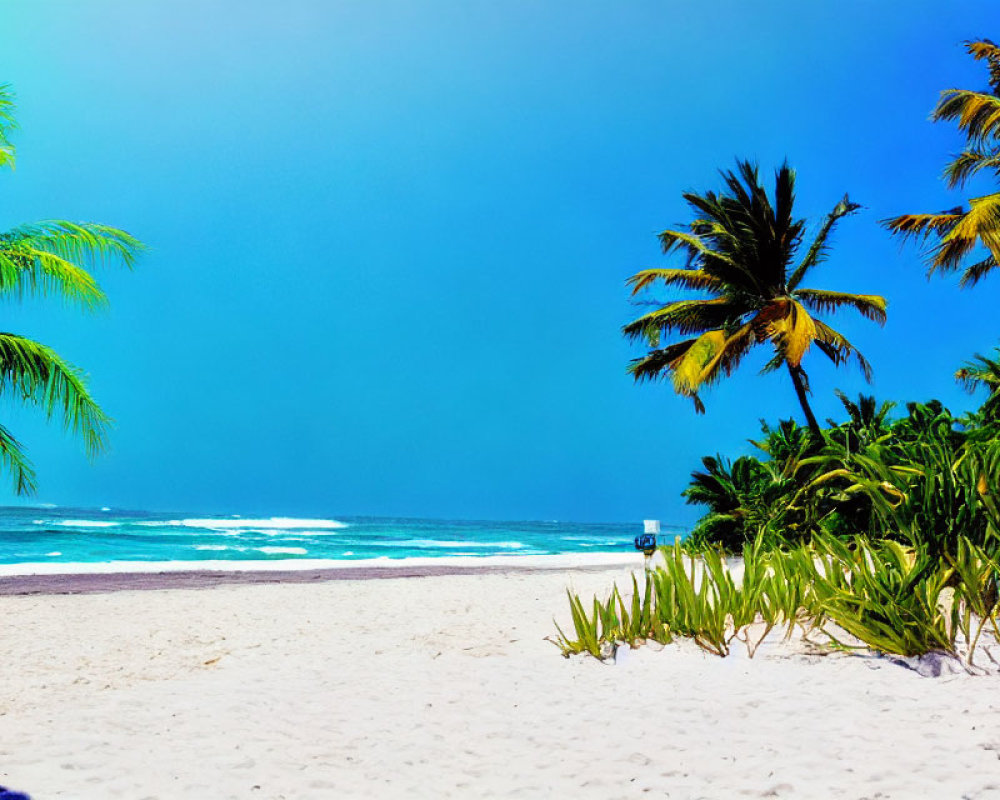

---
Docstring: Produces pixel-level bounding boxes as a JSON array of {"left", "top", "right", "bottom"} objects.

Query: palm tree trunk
[{"left": 786, "top": 363, "right": 822, "bottom": 438}]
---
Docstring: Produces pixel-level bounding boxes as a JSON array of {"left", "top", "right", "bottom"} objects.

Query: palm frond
[
  {"left": 788, "top": 195, "right": 861, "bottom": 290},
  {"left": 943, "top": 147, "right": 1000, "bottom": 188},
  {"left": 657, "top": 229, "right": 736, "bottom": 265},
  {"left": 671, "top": 330, "right": 727, "bottom": 394},
  {"left": 622, "top": 297, "right": 738, "bottom": 342},
  {"left": 959, "top": 254, "right": 999, "bottom": 287},
  {"left": 813, "top": 319, "right": 873, "bottom": 381},
  {"left": 966, "top": 38, "right": 1000, "bottom": 93},
  {"left": 627, "top": 339, "right": 699, "bottom": 382},
  {"left": 0, "top": 84, "right": 16, "bottom": 170},
  {"left": 793, "top": 289, "right": 887, "bottom": 325},
  {"left": 6, "top": 221, "right": 144, "bottom": 270},
  {"left": 0, "top": 243, "right": 107, "bottom": 309},
  {"left": 934, "top": 88, "right": 1000, "bottom": 142},
  {"left": 766, "top": 300, "right": 816, "bottom": 368},
  {"left": 0, "top": 333, "right": 110, "bottom": 456},
  {"left": 882, "top": 210, "right": 964, "bottom": 242},
  {"left": 695, "top": 323, "right": 755, "bottom": 388},
  {"left": 0, "top": 423, "right": 36, "bottom": 495},
  {"left": 625, "top": 268, "right": 725, "bottom": 296}
]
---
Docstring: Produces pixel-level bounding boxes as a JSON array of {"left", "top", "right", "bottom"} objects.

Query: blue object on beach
[
  {"left": 634, "top": 532, "right": 656, "bottom": 555},
  {"left": 0, "top": 786, "right": 31, "bottom": 800}
]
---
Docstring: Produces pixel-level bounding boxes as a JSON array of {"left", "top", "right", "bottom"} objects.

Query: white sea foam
[
  {"left": 0, "top": 552, "right": 638, "bottom": 576},
  {"left": 150, "top": 517, "right": 347, "bottom": 531},
  {"left": 257, "top": 546, "right": 308, "bottom": 555},
  {"left": 45, "top": 551, "right": 61, "bottom": 557},
  {"left": 194, "top": 545, "right": 230, "bottom": 551},
  {"left": 100, "top": 507, "right": 111, "bottom": 512},
  {"left": 43, "top": 520, "right": 120, "bottom": 529},
  {"left": 408, "top": 539, "right": 524, "bottom": 549}
]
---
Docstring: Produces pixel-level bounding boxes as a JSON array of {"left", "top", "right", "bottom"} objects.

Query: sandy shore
[{"left": 2, "top": 555, "right": 1000, "bottom": 799}]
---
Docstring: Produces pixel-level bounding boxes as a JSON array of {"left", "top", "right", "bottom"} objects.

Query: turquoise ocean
[{"left": 0, "top": 507, "right": 686, "bottom": 567}]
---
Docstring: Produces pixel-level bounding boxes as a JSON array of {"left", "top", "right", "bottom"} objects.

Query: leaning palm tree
[
  {"left": 884, "top": 39, "right": 1000, "bottom": 286},
  {"left": 0, "top": 84, "right": 142, "bottom": 493},
  {"left": 623, "top": 160, "right": 886, "bottom": 436}
]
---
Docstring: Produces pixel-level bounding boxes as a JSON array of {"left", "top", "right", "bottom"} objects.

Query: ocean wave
[
  {"left": 193, "top": 545, "right": 231, "bottom": 551},
  {"left": 37, "top": 519, "right": 120, "bottom": 529},
  {"left": 407, "top": 539, "right": 524, "bottom": 549},
  {"left": 148, "top": 517, "right": 347, "bottom": 531},
  {"left": 256, "top": 546, "right": 308, "bottom": 555},
  {"left": 560, "top": 535, "right": 622, "bottom": 544}
]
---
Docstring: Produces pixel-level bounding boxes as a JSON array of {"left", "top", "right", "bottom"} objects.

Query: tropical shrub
[{"left": 553, "top": 535, "right": 1000, "bottom": 666}]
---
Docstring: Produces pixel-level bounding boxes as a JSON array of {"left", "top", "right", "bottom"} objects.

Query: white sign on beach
[{"left": 643, "top": 520, "right": 660, "bottom": 534}]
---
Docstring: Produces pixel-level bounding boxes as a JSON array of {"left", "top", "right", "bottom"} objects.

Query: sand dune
[{"left": 1, "top": 559, "right": 999, "bottom": 798}]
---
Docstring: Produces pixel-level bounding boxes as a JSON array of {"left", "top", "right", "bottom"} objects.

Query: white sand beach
[{"left": 2, "top": 556, "right": 1000, "bottom": 799}]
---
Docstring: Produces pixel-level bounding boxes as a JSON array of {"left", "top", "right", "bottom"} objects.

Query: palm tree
[
  {"left": 0, "top": 85, "right": 142, "bottom": 493},
  {"left": 623, "top": 160, "right": 886, "bottom": 436},
  {"left": 884, "top": 39, "right": 1000, "bottom": 286},
  {"left": 956, "top": 349, "right": 1000, "bottom": 422}
]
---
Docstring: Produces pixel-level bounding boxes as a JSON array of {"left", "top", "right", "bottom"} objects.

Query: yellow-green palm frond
[
  {"left": 0, "top": 423, "right": 36, "bottom": 495},
  {"left": 787, "top": 195, "right": 861, "bottom": 291},
  {"left": 625, "top": 268, "right": 726, "bottom": 296},
  {"left": 812, "top": 319, "right": 873, "bottom": 381},
  {"left": 8, "top": 221, "right": 144, "bottom": 270},
  {"left": 0, "top": 241, "right": 107, "bottom": 309},
  {"left": 935, "top": 193, "right": 1000, "bottom": 271},
  {"left": 883, "top": 210, "right": 964, "bottom": 241},
  {"left": 0, "top": 221, "right": 143, "bottom": 309},
  {"left": 694, "top": 323, "right": 756, "bottom": 388},
  {"left": 622, "top": 297, "right": 738, "bottom": 343},
  {"left": 766, "top": 299, "right": 816, "bottom": 368},
  {"left": 627, "top": 336, "right": 708, "bottom": 412},
  {"left": 657, "top": 229, "right": 731, "bottom": 261},
  {"left": 793, "top": 288, "right": 887, "bottom": 325},
  {"left": 670, "top": 330, "right": 727, "bottom": 395},
  {"left": 943, "top": 147, "right": 1000, "bottom": 188},
  {"left": 965, "top": 38, "right": 1000, "bottom": 93},
  {"left": 0, "top": 84, "right": 16, "bottom": 171},
  {"left": 934, "top": 88, "right": 1000, "bottom": 142},
  {"left": 0, "top": 333, "right": 110, "bottom": 457}
]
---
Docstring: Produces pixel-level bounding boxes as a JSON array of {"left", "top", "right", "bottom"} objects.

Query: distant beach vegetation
[{"left": 554, "top": 38, "right": 1000, "bottom": 667}]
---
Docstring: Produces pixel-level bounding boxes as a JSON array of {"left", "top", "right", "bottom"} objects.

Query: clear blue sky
[{"left": 0, "top": 1, "right": 997, "bottom": 522}]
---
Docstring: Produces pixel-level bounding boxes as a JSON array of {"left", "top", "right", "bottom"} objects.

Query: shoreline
[{"left": 0, "top": 551, "right": 641, "bottom": 595}]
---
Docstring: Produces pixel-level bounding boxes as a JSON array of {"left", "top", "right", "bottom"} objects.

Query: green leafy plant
[{"left": 0, "top": 84, "right": 143, "bottom": 493}]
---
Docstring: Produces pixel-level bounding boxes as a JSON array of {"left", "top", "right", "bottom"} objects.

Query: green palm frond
[
  {"left": 0, "top": 83, "right": 16, "bottom": 171},
  {"left": 622, "top": 297, "right": 738, "bottom": 342},
  {"left": 626, "top": 268, "right": 725, "bottom": 296},
  {"left": 0, "top": 333, "right": 110, "bottom": 457},
  {"left": 787, "top": 195, "right": 861, "bottom": 291},
  {"left": 793, "top": 289, "right": 887, "bottom": 324},
  {"left": 626, "top": 338, "right": 698, "bottom": 382},
  {"left": 0, "top": 240, "right": 107, "bottom": 309},
  {"left": 0, "top": 221, "right": 142, "bottom": 308},
  {"left": 7, "top": 221, "right": 144, "bottom": 270},
  {"left": 956, "top": 349, "right": 1000, "bottom": 421},
  {"left": 0, "top": 423, "right": 36, "bottom": 495}
]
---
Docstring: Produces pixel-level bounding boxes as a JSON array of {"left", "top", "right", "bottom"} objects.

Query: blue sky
[{"left": 0, "top": 1, "right": 998, "bottom": 522}]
